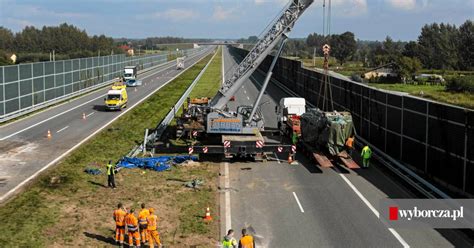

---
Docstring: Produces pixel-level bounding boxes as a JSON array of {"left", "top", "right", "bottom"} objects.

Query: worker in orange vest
[
  {"left": 238, "top": 228, "right": 255, "bottom": 248},
  {"left": 345, "top": 135, "right": 355, "bottom": 157},
  {"left": 125, "top": 208, "right": 141, "bottom": 247},
  {"left": 138, "top": 203, "right": 150, "bottom": 245},
  {"left": 147, "top": 208, "right": 162, "bottom": 248},
  {"left": 113, "top": 203, "right": 127, "bottom": 246}
]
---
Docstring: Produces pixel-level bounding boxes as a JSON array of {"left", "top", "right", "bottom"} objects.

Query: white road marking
[
  {"left": 224, "top": 162, "right": 231, "bottom": 232},
  {"left": 339, "top": 174, "right": 409, "bottom": 248},
  {"left": 86, "top": 112, "right": 95, "bottom": 117},
  {"left": 0, "top": 95, "right": 105, "bottom": 141},
  {"left": 246, "top": 96, "right": 250, "bottom": 100},
  {"left": 244, "top": 90, "right": 247, "bottom": 94},
  {"left": 0, "top": 49, "right": 211, "bottom": 203},
  {"left": 56, "top": 126, "right": 69, "bottom": 133},
  {"left": 292, "top": 192, "right": 305, "bottom": 213},
  {"left": 0, "top": 50, "right": 206, "bottom": 141}
]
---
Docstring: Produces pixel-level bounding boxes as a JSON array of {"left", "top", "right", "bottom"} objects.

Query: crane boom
[{"left": 209, "top": 0, "right": 314, "bottom": 109}]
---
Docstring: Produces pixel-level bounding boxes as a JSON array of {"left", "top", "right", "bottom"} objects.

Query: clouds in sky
[{"left": 386, "top": 0, "right": 417, "bottom": 10}]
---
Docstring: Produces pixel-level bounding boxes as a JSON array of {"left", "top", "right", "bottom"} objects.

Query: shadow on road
[
  {"left": 83, "top": 231, "right": 116, "bottom": 245},
  {"left": 92, "top": 105, "right": 109, "bottom": 112},
  {"left": 295, "top": 153, "right": 323, "bottom": 174}
]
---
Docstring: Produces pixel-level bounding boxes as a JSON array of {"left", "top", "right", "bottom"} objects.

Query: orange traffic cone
[
  {"left": 47, "top": 130, "right": 52, "bottom": 139},
  {"left": 203, "top": 206, "right": 212, "bottom": 221},
  {"left": 288, "top": 154, "right": 293, "bottom": 164},
  {"left": 82, "top": 112, "right": 86, "bottom": 120}
]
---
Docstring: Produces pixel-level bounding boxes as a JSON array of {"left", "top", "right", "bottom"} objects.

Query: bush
[
  {"left": 446, "top": 76, "right": 474, "bottom": 93},
  {"left": 351, "top": 73, "right": 363, "bottom": 82},
  {"left": 368, "top": 75, "right": 401, "bottom": 84}
]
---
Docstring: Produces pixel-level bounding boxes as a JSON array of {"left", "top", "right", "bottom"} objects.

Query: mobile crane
[{"left": 172, "top": 0, "right": 314, "bottom": 159}]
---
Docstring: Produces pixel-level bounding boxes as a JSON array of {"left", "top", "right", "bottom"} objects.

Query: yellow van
[{"left": 105, "top": 88, "right": 128, "bottom": 111}]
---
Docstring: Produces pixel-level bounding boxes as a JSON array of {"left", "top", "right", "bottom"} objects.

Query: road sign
[
  {"left": 291, "top": 145, "right": 296, "bottom": 153},
  {"left": 223, "top": 140, "right": 231, "bottom": 148},
  {"left": 188, "top": 147, "right": 193, "bottom": 154},
  {"left": 192, "top": 130, "right": 198, "bottom": 137},
  {"left": 277, "top": 146, "right": 283, "bottom": 153},
  {"left": 203, "top": 147, "right": 208, "bottom": 153},
  {"left": 256, "top": 140, "right": 264, "bottom": 148}
]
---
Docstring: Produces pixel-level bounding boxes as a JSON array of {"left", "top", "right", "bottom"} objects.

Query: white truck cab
[
  {"left": 276, "top": 97, "right": 306, "bottom": 122},
  {"left": 123, "top": 66, "right": 137, "bottom": 80}
]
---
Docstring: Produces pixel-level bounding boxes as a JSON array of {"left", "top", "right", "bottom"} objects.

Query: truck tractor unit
[
  {"left": 176, "top": 57, "right": 185, "bottom": 70},
  {"left": 123, "top": 65, "right": 138, "bottom": 80}
]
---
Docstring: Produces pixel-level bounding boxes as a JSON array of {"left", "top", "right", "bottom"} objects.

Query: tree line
[
  {"left": 0, "top": 23, "right": 125, "bottom": 65},
  {"left": 237, "top": 19, "right": 473, "bottom": 72}
]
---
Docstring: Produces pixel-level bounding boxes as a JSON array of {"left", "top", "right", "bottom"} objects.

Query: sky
[{"left": 0, "top": 0, "right": 472, "bottom": 41}]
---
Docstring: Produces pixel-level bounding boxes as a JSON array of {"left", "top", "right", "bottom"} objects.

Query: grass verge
[
  {"left": 0, "top": 50, "right": 220, "bottom": 247},
  {"left": 369, "top": 83, "right": 474, "bottom": 109}
]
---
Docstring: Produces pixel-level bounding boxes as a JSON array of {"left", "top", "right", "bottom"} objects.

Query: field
[
  {"left": 369, "top": 83, "right": 474, "bottom": 109},
  {"left": 0, "top": 50, "right": 222, "bottom": 247},
  {"left": 300, "top": 58, "right": 365, "bottom": 76}
]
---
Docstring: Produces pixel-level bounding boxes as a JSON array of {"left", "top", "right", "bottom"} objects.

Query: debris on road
[
  {"left": 184, "top": 179, "right": 204, "bottom": 189},
  {"left": 84, "top": 168, "right": 102, "bottom": 175}
]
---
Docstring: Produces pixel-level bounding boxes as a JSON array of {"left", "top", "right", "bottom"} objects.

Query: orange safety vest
[
  {"left": 138, "top": 208, "right": 150, "bottom": 226},
  {"left": 345, "top": 137, "right": 354, "bottom": 148},
  {"left": 113, "top": 208, "right": 127, "bottom": 226},
  {"left": 147, "top": 214, "right": 158, "bottom": 231},
  {"left": 239, "top": 235, "right": 254, "bottom": 248},
  {"left": 125, "top": 213, "right": 139, "bottom": 232}
]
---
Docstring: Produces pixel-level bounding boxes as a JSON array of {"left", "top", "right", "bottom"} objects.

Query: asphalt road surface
[
  {"left": 221, "top": 46, "right": 473, "bottom": 248},
  {"left": 0, "top": 46, "right": 214, "bottom": 202}
]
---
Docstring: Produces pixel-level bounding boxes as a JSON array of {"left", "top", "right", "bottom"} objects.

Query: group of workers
[
  {"left": 113, "top": 203, "right": 162, "bottom": 248},
  {"left": 345, "top": 135, "right": 372, "bottom": 168},
  {"left": 222, "top": 229, "right": 256, "bottom": 248}
]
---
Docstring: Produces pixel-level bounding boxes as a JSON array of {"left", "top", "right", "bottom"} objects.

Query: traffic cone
[
  {"left": 47, "top": 130, "right": 52, "bottom": 139},
  {"left": 288, "top": 154, "right": 293, "bottom": 164},
  {"left": 82, "top": 112, "right": 86, "bottom": 120},
  {"left": 203, "top": 206, "right": 212, "bottom": 221}
]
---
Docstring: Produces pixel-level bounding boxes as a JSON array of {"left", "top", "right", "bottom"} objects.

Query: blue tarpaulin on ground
[{"left": 117, "top": 155, "right": 197, "bottom": 172}]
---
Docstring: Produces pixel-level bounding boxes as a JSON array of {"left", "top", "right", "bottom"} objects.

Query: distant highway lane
[
  {"left": 222, "top": 46, "right": 471, "bottom": 248},
  {"left": 0, "top": 46, "right": 214, "bottom": 202}
]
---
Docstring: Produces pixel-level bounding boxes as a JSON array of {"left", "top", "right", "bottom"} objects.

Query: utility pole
[{"left": 313, "top": 47, "right": 316, "bottom": 67}]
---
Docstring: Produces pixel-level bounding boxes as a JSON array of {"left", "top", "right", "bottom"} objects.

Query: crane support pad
[
  {"left": 313, "top": 151, "right": 334, "bottom": 168},
  {"left": 337, "top": 151, "right": 360, "bottom": 169}
]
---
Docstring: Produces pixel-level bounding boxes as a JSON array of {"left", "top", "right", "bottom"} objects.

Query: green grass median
[{"left": 0, "top": 50, "right": 221, "bottom": 247}]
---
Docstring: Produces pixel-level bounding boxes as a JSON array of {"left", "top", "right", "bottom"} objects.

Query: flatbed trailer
[{"left": 299, "top": 141, "right": 360, "bottom": 169}]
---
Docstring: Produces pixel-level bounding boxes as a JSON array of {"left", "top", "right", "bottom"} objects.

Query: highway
[
  {"left": 221, "top": 46, "right": 472, "bottom": 247},
  {"left": 0, "top": 47, "right": 214, "bottom": 202}
]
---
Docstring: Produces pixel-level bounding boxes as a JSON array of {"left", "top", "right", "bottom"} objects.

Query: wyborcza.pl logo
[{"left": 379, "top": 199, "right": 474, "bottom": 228}]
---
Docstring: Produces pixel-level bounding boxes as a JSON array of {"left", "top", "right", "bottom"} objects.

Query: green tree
[
  {"left": 395, "top": 56, "right": 422, "bottom": 82},
  {"left": 418, "top": 23, "right": 459, "bottom": 69},
  {"left": 330, "top": 31, "right": 357, "bottom": 65},
  {"left": 0, "top": 27, "right": 14, "bottom": 51},
  {"left": 458, "top": 20, "right": 473, "bottom": 70},
  {"left": 402, "top": 41, "right": 419, "bottom": 58}
]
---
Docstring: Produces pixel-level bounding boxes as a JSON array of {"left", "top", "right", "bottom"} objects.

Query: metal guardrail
[{"left": 127, "top": 47, "right": 217, "bottom": 157}]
